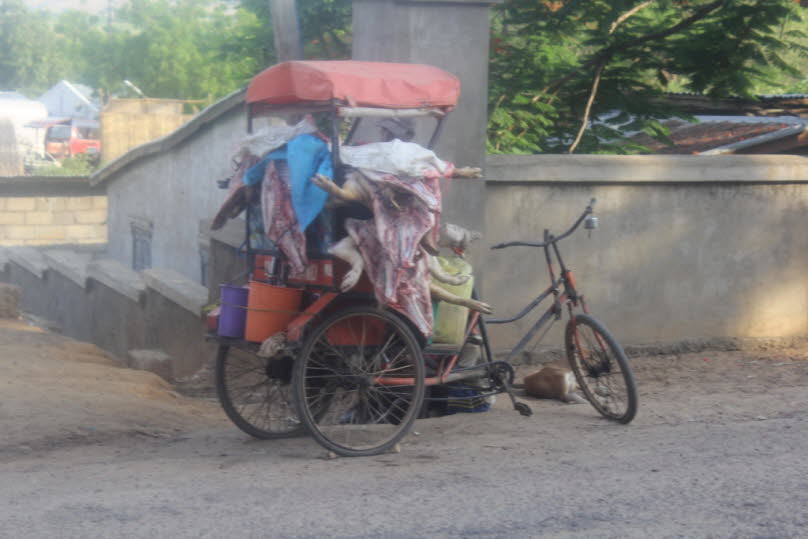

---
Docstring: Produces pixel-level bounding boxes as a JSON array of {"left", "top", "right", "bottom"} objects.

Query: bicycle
[
  {"left": 482, "top": 197, "right": 638, "bottom": 424},
  {"left": 290, "top": 198, "right": 638, "bottom": 456}
]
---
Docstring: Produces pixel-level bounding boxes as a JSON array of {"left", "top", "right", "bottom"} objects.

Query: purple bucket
[{"left": 218, "top": 285, "right": 249, "bottom": 338}]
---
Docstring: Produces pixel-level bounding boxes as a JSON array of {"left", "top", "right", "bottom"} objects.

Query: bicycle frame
[
  {"left": 377, "top": 199, "right": 598, "bottom": 389},
  {"left": 486, "top": 225, "right": 589, "bottom": 363}
]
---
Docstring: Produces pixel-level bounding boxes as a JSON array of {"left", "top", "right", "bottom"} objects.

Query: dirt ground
[
  {"left": 3, "top": 315, "right": 808, "bottom": 456},
  {"left": 3, "top": 317, "right": 808, "bottom": 537},
  {"left": 0, "top": 319, "right": 227, "bottom": 456}
]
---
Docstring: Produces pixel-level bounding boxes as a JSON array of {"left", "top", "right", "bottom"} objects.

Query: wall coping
[
  {"left": 87, "top": 258, "right": 146, "bottom": 302},
  {"left": 142, "top": 268, "right": 208, "bottom": 317},
  {"left": 8, "top": 247, "right": 48, "bottom": 278},
  {"left": 0, "top": 175, "right": 103, "bottom": 197},
  {"left": 90, "top": 88, "right": 246, "bottom": 187},
  {"left": 485, "top": 154, "right": 808, "bottom": 183},
  {"left": 42, "top": 250, "right": 93, "bottom": 288},
  {"left": 208, "top": 218, "right": 245, "bottom": 249}
]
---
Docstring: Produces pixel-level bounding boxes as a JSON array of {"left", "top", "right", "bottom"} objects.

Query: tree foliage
[
  {"left": 1, "top": 0, "right": 804, "bottom": 154},
  {"left": 103, "top": 0, "right": 262, "bottom": 99},
  {"left": 0, "top": 0, "right": 72, "bottom": 95},
  {"left": 0, "top": 0, "right": 350, "bottom": 102},
  {"left": 36, "top": 154, "right": 96, "bottom": 177},
  {"left": 488, "top": 0, "right": 807, "bottom": 153}
]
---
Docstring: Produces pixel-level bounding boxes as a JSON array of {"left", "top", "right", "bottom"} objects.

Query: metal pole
[{"left": 268, "top": 0, "right": 304, "bottom": 61}]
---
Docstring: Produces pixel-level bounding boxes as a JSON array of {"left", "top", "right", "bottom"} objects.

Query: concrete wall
[
  {"left": 0, "top": 247, "right": 212, "bottom": 379},
  {"left": 96, "top": 92, "right": 247, "bottom": 283},
  {"left": 8, "top": 150, "right": 808, "bottom": 373},
  {"left": 205, "top": 219, "right": 247, "bottom": 303},
  {"left": 482, "top": 154, "right": 808, "bottom": 351}
]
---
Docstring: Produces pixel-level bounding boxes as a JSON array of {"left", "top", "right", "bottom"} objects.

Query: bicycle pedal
[{"left": 514, "top": 402, "right": 533, "bottom": 417}]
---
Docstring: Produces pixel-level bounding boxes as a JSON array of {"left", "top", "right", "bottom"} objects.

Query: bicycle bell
[{"left": 584, "top": 214, "right": 599, "bottom": 238}]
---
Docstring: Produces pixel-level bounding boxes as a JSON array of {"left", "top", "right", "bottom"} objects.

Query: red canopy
[{"left": 246, "top": 61, "right": 460, "bottom": 110}]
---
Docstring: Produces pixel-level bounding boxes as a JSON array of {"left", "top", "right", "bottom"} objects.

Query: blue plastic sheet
[{"left": 244, "top": 133, "right": 333, "bottom": 231}]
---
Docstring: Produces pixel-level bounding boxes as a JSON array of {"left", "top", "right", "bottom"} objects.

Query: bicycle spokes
[
  {"left": 294, "top": 308, "right": 426, "bottom": 456},
  {"left": 568, "top": 317, "right": 636, "bottom": 422}
]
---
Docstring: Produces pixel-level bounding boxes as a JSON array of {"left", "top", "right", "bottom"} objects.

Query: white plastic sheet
[
  {"left": 237, "top": 116, "right": 317, "bottom": 159},
  {"left": 339, "top": 140, "right": 453, "bottom": 179}
]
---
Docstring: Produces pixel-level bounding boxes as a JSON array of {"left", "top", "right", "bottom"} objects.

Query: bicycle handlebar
[{"left": 491, "top": 198, "right": 596, "bottom": 250}]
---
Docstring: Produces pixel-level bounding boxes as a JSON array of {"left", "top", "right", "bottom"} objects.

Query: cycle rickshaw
[{"left": 209, "top": 61, "right": 638, "bottom": 457}]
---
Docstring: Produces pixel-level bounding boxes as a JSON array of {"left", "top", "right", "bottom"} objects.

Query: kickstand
[{"left": 500, "top": 378, "right": 533, "bottom": 417}]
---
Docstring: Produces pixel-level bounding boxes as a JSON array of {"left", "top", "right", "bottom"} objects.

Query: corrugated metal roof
[
  {"left": 631, "top": 120, "right": 805, "bottom": 154},
  {"left": 665, "top": 92, "right": 808, "bottom": 100}
]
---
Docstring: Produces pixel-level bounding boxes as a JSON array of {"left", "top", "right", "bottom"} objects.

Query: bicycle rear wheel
[
  {"left": 293, "top": 306, "right": 425, "bottom": 457},
  {"left": 565, "top": 314, "right": 638, "bottom": 424},
  {"left": 215, "top": 344, "right": 302, "bottom": 439}
]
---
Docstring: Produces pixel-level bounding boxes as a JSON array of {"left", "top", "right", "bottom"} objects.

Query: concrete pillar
[
  {"left": 352, "top": 0, "right": 499, "bottom": 265},
  {"left": 269, "top": 0, "right": 304, "bottom": 61}
]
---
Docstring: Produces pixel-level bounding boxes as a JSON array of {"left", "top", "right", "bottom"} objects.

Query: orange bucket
[{"left": 244, "top": 280, "right": 303, "bottom": 343}]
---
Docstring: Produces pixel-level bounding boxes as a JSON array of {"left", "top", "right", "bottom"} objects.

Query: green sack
[{"left": 432, "top": 256, "right": 474, "bottom": 344}]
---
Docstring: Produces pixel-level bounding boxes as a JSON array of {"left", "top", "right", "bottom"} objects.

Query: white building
[
  {"left": 39, "top": 80, "right": 99, "bottom": 120},
  {"left": 0, "top": 92, "right": 49, "bottom": 169}
]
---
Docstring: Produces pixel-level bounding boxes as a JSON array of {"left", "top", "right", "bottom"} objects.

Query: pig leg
[
  {"left": 430, "top": 283, "right": 492, "bottom": 314},
  {"left": 312, "top": 174, "right": 368, "bottom": 205},
  {"left": 427, "top": 255, "right": 469, "bottom": 286},
  {"left": 451, "top": 166, "right": 482, "bottom": 178},
  {"left": 328, "top": 236, "right": 364, "bottom": 292}
]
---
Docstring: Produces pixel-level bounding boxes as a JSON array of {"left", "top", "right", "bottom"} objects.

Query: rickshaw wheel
[
  {"left": 293, "top": 306, "right": 425, "bottom": 457},
  {"left": 215, "top": 344, "right": 303, "bottom": 439}
]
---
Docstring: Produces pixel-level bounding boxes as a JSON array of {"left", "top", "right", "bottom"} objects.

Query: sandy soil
[{"left": 0, "top": 319, "right": 226, "bottom": 455}]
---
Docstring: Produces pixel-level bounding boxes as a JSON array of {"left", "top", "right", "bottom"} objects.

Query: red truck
[{"left": 41, "top": 118, "right": 101, "bottom": 162}]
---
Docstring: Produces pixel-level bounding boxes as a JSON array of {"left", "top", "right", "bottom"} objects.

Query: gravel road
[{"left": 2, "top": 318, "right": 807, "bottom": 538}]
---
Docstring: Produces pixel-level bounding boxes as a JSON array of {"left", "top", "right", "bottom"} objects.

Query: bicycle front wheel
[
  {"left": 293, "top": 306, "right": 425, "bottom": 457},
  {"left": 565, "top": 314, "right": 638, "bottom": 424}
]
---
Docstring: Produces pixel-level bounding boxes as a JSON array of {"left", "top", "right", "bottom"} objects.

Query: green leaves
[
  {"left": 97, "top": 0, "right": 260, "bottom": 100},
  {"left": 1, "top": 0, "right": 348, "bottom": 102},
  {"left": 488, "top": 0, "right": 806, "bottom": 153},
  {"left": 0, "top": 0, "right": 72, "bottom": 95},
  {"left": 3, "top": 0, "right": 803, "bottom": 156}
]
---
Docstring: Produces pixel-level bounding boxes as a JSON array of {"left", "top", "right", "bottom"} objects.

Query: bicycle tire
[
  {"left": 293, "top": 306, "right": 425, "bottom": 457},
  {"left": 565, "top": 314, "right": 638, "bottom": 424},
  {"left": 215, "top": 344, "right": 303, "bottom": 439}
]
